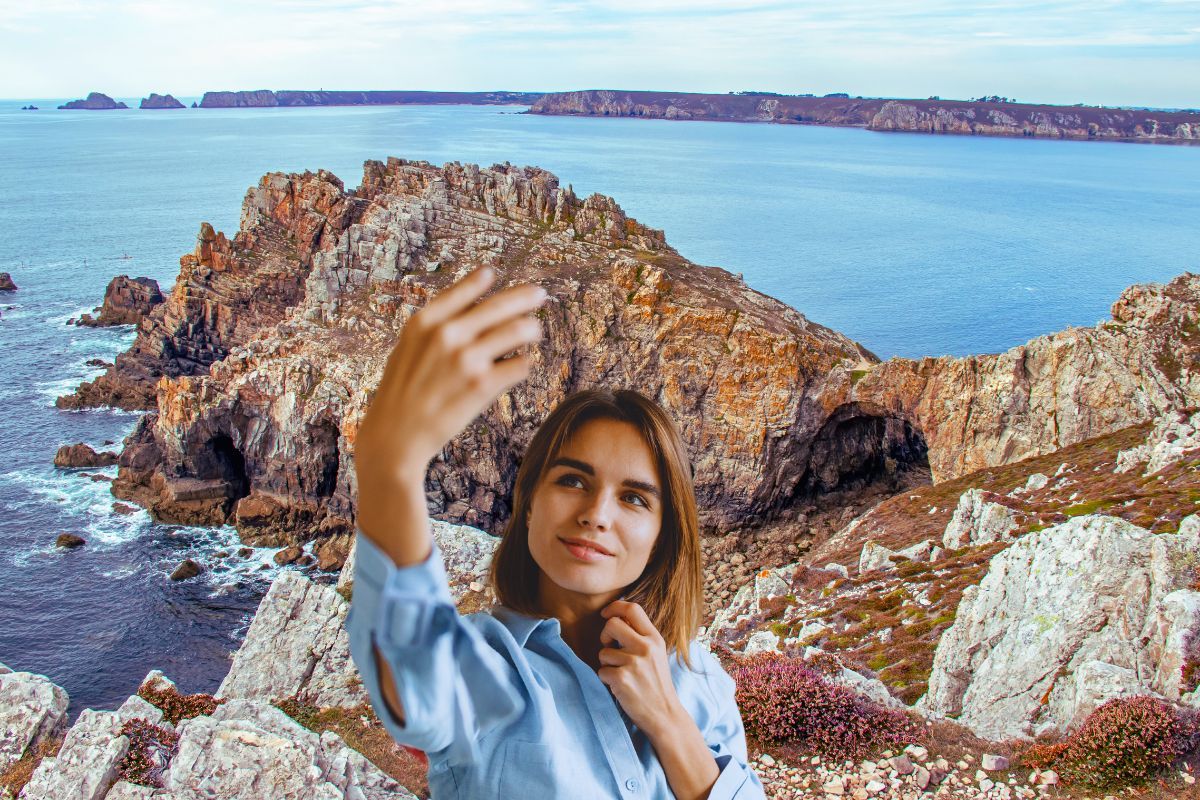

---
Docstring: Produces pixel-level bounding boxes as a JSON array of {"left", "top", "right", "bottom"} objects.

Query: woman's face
[{"left": 526, "top": 417, "right": 664, "bottom": 609}]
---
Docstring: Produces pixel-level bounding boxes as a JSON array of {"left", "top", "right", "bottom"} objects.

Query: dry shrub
[
  {"left": 137, "top": 685, "right": 223, "bottom": 725},
  {"left": 116, "top": 719, "right": 179, "bottom": 787},
  {"left": 0, "top": 735, "right": 63, "bottom": 797},
  {"left": 732, "top": 651, "right": 921, "bottom": 760}
]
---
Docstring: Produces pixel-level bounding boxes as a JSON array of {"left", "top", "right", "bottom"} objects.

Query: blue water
[{"left": 1, "top": 100, "right": 1198, "bottom": 717}]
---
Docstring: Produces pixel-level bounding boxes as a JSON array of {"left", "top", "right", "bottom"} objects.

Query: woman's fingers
[
  {"left": 454, "top": 283, "right": 548, "bottom": 341},
  {"left": 411, "top": 266, "right": 496, "bottom": 330},
  {"left": 465, "top": 315, "right": 543, "bottom": 366}
]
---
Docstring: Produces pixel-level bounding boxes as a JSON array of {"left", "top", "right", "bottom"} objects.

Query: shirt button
[{"left": 624, "top": 778, "right": 640, "bottom": 792}]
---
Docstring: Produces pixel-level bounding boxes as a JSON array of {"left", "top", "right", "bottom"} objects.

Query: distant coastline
[{"left": 37, "top": 87, "right": 1200, "bottom": 144}]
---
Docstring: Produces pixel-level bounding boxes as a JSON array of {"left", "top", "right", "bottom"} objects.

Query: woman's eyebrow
[{"left": 548, "top": 457, "right": 661, "bottom": 499}]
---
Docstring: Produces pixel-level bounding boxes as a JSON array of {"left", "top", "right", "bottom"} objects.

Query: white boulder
[
  {"left": 0, "top": 669, "right": 68, "bottom": 774},
  {"left": 920, "top": 514, "right": 1200, "bottom": 740},
  {"left": 942, "top": 489, "right": 1019, "bottom": 549}
]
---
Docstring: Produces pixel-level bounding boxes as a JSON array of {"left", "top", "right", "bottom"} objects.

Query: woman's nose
[{"left": 578, "top": 491, "right": 615, "bottom": 529}]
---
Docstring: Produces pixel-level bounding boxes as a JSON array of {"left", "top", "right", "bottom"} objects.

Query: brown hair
[{"left": 489, "top": 388, "right": 704, "bottom": 670}]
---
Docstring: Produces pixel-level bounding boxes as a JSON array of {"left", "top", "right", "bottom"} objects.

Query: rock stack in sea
[
  {"left": 73, "top": 276, "right": 165, "bottom": 327},
  {"left": 57, "top": 93, "right": 128, "bottom": 110},
  {"left": 139, "top": 94, "right": 184, "bottom": 110}
]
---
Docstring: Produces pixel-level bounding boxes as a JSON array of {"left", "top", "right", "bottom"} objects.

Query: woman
[{"left": 347, "top": 266, "right": 766, "bottom": 799}]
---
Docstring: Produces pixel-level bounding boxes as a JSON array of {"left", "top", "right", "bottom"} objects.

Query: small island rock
[
  {"left": 0, "top": 273, "right": 16, "bottom": 291},
  {"left": 55, "top": 533, "right": 86, "bottom": 548},
  {"left": 140, "top": 93, "right": 185, "bottom": 110},
  {"left": 58, "top": 92, "right": 128, "bottom": 110},
  {"left": 170, "top": 559, "right": 203, "bottom": 581},
  {"left": 54, "top": 443, "right": 119, "bottom": 468},
  {"left": 76, "top": 276, "right": 164, "bottom": 327}
]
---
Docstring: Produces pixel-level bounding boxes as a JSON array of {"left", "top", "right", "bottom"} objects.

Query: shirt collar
[{"left": 491, "top": 605, "right": 561, "bottom": 647}]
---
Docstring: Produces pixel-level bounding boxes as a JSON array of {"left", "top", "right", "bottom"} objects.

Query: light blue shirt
[{"left": 346, "top": 532, "right": 767, "bottom": 799}]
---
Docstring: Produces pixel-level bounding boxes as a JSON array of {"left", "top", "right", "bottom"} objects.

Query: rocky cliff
[
  {"left": 840, "top": 274, "right": 1200, "bottom": 482},
  {"left": 80, "top": 157, "right": 908, "bottom": 549},
  {"left": 197, "top": 90, "right": 278, "bottom": 108},
  {"left": 74, "top": 276, "right": 164, "bottom": 328},
  {"left": 197, "top": 90, "right": 542, "bottom": 108},
  {"left": 529, "top": 90, "right": 1200, "bottom": 143}
]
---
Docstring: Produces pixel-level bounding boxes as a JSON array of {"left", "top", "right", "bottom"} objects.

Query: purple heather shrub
[
  {"left": 732, "top": 652, "right": 920, "bottom": 759},
  {"left": 116, "top": 719, "right": 179, "bottom": 788},
  {"left": 1020, "top": 695, "right": 1191, "bottom": 789}
]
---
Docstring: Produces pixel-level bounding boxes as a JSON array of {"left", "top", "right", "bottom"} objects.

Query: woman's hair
[{"left": 489, "top": 388, "right": 704, "bottom": 670}]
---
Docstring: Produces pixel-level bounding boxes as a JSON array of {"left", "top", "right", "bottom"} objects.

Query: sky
[{"left": 1, "top": 0, "right": 1197, "bottom": 108}]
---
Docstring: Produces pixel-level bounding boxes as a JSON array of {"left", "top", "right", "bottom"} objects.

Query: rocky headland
[
  {"left": 57, "top": 93, "right": 128, "bottom": 110},
  {"left": 197, "top": 90, "right": 542, "bottom": 108},
  {"left": 529, "top": 90, "right": 1200, "bottom": 144},
  {"left": 138, "top": 94, "right": 184, "bottom": 110}
]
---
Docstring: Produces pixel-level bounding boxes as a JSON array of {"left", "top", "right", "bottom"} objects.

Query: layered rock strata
[
  {"left": 530, "top": 90, "right": 1200, "bottom": 143},
  {"left": 75, "top": 277, "right": 165, "bottom": 327},
  {"left": 198, "top": 90, "right": 541, "bottom": 108},
  {"left": 86, "top": 157, "right": 917, "bottom": 547},
  {"left": 918, "top": 514, "right": 1200, "bottom": 740}
]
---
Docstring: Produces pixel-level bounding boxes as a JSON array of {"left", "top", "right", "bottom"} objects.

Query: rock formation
[
  {"left": 54, "top": 444, "right": 119, "bottom": 468},
  {"left": 75, "top": 277, "right": 164, "bottom": 328},
  {"left": 940, "top": 489, "right": 1020, "bottom": 549},
  {"left": 138, "top": 95, "right": 184, "bottom": 110},
  {"left": 57, "top": 93, "right": 128, "bottom": 110},
  {"left": 196, "top": 90, "right": 541, "bottom": 108},
  {"left": 0, "top": 665, "right": 69, "bottom": 775},
  {"left": 530, "top": 90, "right": 1200, "bottom": 143},
  {"left": 0, "top": 273, "right": 16, "bottom": 291},
  {"left": 72, "top": 157, "right": 921, "bottom": 549},
  {"left": 197, "top": 90, "right": 278, "bottom": 108},
  {"left": 842, "top": 273, "right": 1200, "bottom": 482},
  {"left": 1115, "top": 407, "right": 1200, "bottom": 475},
  {"left": 918, "top": 514, "right": 1200, "bottom": 740}
]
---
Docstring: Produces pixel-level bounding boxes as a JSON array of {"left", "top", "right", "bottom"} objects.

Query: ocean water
[{"left": 1, "top": 99, "right": 1198, "bottom": 718}]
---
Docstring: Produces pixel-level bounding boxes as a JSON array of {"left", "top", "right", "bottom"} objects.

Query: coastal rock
[
  {"left": 0, "top": 273, "right": 15, "bottom": 291},
  {"left": 162, "top": 699, "right": 413, "bottom": 799},
  {"left": 1114, "top": 407, "right": 1200, "bottom": 475},
  {"left": 53, "top": 443, "right": 119, "bottom": 468},
  {"left": 858, "top": 540, "right": 897, "bottom": 574},
  {"left": 0, "top": 669, "right": 69, "bottom": 774},
  {"left": 76, "top": 276, "right": 164, "bottom": 327},
  {"left": 55, "top": 533, "right": 86, "bottom": 548},
  {"left": 93, "top": 157, "right": 902, "bottom": 546},
  {"left": 139, "top": 93, "right": 184, "bottom": 110},
  {"left": 847, "top": 273, "right": 1200, "bottom": 482},
  {"left": 941, "top": 489, "right": 1020, "bottom": 549},
  {"left": 19, "top": 696, "right": 164, "bottom": 800},
  {"left": 169, "top": 559, "right": 202, "bottom": 581},
  {"left": 57, "top": 92, "right": 128, "bottom": 110},
  {"left": 919, "top": 514, "right": 1200, "bottom": 740},
  {"left": 217, "top": 569, "right": 365, "bottom": 708}
]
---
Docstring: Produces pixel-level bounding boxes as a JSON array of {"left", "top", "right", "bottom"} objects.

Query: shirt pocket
[{"left": 497, "top": 739, "right": 557, "bottom": 793}]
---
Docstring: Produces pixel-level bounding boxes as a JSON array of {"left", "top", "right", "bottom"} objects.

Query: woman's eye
[
  {"left": 556, "top": 474, "right": 584, "bottom": 488},
  {"left": 624, "top": 493, "right": 648, "bottom": 508}
]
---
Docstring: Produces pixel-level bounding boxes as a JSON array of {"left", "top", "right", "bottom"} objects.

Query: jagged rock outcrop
[
  {"left": 918, "top": 514, "right": 1200, "bottom": 740},
  {"left": 58, "top": 93, "right": 128, "bottom": 110},
  {"left": 54, "top": 443, "right": 119, "bottom": 468},
  {"left": 76, "top": 277, "right": 164, "bottom": 327},
  {"left": 0, "top": 667, "right": 68, "bottom": 774},
  {"left": 1115, "top": 407, "right": 1200, "bottom": 475},
  {"left": 844, "top": 273, "right": 1200, "bottom": 482},
  {"left": 216, "top": 570, "right": 364, "bottom": 707},
  {"left": 530, "top": 90, "right": 1200, "bottom": 143},
  {"left": 86, "top": 156, "right": 918, "bottom": 547},
  {"left": 138, "top": 94, "right": 184, "bottom": 110},
  {"left": 941, "top": 489, "right": 1020, "bottom": 549},
  {"left": 0, "top": 273, "right": 16, "bottom": 291}
]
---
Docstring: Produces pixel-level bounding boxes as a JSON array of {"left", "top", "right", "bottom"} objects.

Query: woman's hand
[
  {"left": 596, "top": 600, "right": 688, "bottom": 739},
  {"left": 354, "top": 266, "right": 548, "bottom": 553}
]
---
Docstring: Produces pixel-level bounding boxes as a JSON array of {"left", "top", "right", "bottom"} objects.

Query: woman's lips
[{"left": 560, "top": 538, "right": 613, "bottom": 562}]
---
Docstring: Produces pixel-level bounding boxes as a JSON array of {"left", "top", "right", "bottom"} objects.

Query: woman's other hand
[
  {"left": 354, "top": 266, "right": 548, "bottom": 550},
  {"left": 596, "top": 599, "right": 688, "bottom": 739}
]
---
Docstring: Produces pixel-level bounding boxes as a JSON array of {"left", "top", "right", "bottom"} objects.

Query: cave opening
[
  {"left": 797, "top": 404, "right": 930, "bottom": 500},
  {"left": 207, "top": 434, "right": 250, "bottom": 501},
  {"left": 310, "top": 422, "right": 340, "bottom": 498}
]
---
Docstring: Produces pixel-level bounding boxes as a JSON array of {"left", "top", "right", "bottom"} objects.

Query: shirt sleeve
[
  {"left": 345, "top": 529, "right": 524, "bottom": 767},
  {"left": 694, "top": 645, "right": 768, "bottom": 800}
]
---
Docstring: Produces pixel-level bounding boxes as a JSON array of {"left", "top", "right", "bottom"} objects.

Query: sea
[{"left": 1, "top": 98, "right": 1198, "bottom": 720}]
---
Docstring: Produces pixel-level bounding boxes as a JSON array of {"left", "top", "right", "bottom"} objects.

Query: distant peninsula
[
  {"left": 197, "top": 89, "right": 542, "bottom": 108},
  {"left": 57, "top": 92, "right": 128, "bottom": 110},
  {"left": 140, "top": 93, "right": 185, "bottom": 109},
  {"left": 528, "top": 90, "right": 1200, "bottom": 144}
]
